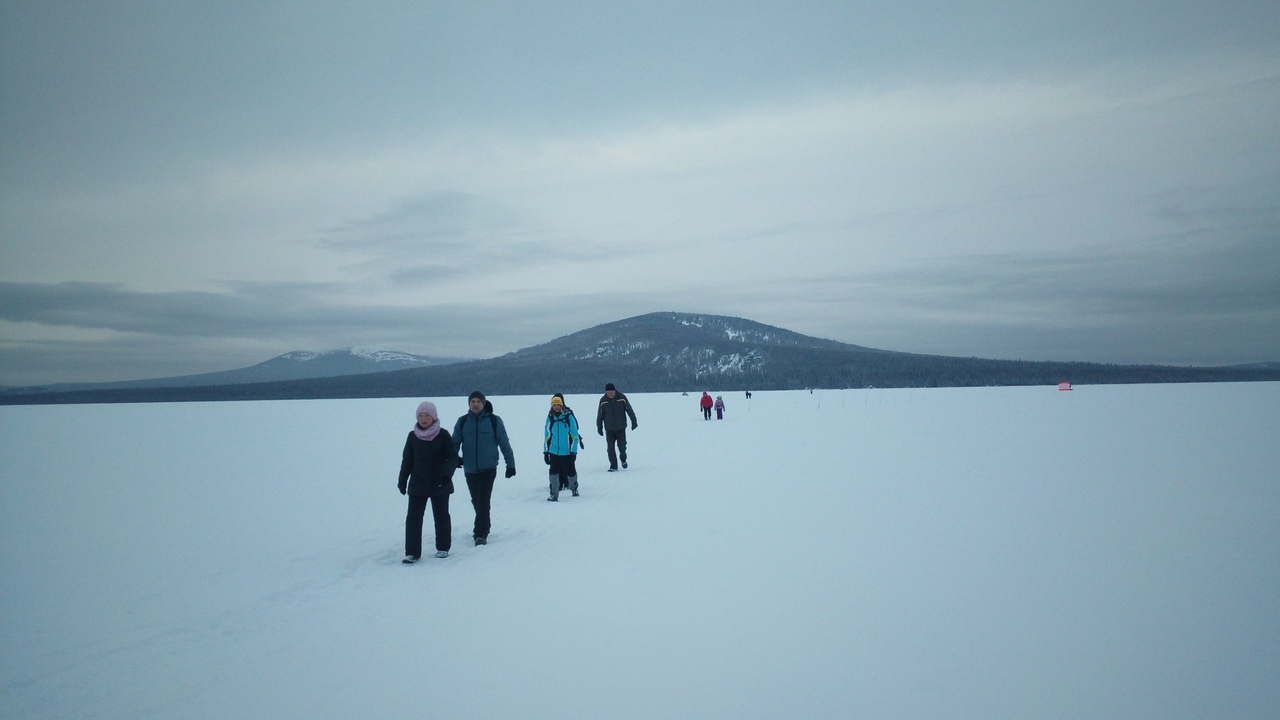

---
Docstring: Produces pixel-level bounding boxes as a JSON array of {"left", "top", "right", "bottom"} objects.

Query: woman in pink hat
[{"left": 397, "top": 400, "right": 459, "bottom": 563}]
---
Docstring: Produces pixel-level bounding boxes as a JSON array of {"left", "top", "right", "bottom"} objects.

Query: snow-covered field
[{"left": 2, "top": 384, "right": 1277, "bottom": 719}]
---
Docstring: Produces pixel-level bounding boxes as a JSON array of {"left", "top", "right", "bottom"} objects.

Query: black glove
[
  {"left": 544, "top": 452, "right": 551, "bottom": 465},
  {"left": 457, "top": 456, "right": 465, "bottom": 469},
  {"left": 398, "top": 482, "right": 407, "bottom": 495},
  {"left": 631, "top": 422, "right": 638, "bottom": 431},
  {"left": 505, "top": 466, "right": 516, "bottom": 478},
  {"left": 597, "top": 427, "right": 604, "bottom": 436}
]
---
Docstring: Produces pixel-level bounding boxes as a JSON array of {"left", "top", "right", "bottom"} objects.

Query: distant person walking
[
  {"left": 452, "top": 391, "right": 516, "bottom": 546},
  {"left": 544, "top": 394, "right": 581, "bottom": 501},
  {"left": 398, "top": 401, "right": 459, "bottom": 563},
  {"left": 596, "top": 383, "right": 638, "bottom": 472},
  {"left": 714, "top": 395, "right": 725, "bottom": 420},
  {"left": 700, "top": 391, "right": 713, "bottom": 420}
]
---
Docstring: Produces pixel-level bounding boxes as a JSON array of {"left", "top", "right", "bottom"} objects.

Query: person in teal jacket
[
  {"left": 543, "top": 393, "right": 580, "bottom": 501},
  {"left": 452, "top": 390, "right": 516, "bottom": 545}
]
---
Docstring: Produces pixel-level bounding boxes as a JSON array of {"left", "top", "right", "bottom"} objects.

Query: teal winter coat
[
  {"left": 544, "top": 409, "right": 580, "bottom": 456},
  {"left": 453, "top": 407, "right": 516, "bottom": 474}
]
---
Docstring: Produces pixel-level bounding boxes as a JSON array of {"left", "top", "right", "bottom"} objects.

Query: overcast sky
[{"left": 2, "top": 1, "right": 1278, "bottom": 385}]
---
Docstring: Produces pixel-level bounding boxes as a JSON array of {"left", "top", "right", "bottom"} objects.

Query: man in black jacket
[{"left": 596, "top": 383, "right": 638, "bottom": 472}]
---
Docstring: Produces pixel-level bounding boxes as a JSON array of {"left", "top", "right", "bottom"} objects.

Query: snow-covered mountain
[
  {"left": 240, "top": 348, "right": 466, "bottom": 383},
  {"left": 5, "top": 312, "right": 1278, "bottom": 405},
  {"left": 507, "top": 311, "right": 886, "bottom": 374},
  {"left": 5, "top": 348, "right": 467, "bottom": 394}
]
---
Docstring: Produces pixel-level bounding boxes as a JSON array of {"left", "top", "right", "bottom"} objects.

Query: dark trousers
[
  {"left": 549, "top": 454, "right": 578, "bottom": 499},
  {"left": 605, "top": 427, "right": 628, "bottom": 469},
  {"left": 465, "top": 468, "right": 497, "bottom": 539},
  {"left": 406, "top": 492, "right": 451, "bottom": 557}
]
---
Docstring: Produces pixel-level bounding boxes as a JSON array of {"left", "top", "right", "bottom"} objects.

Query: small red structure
[{"left": 1058, "top": 382, "right": 1072, "bottom": 391}]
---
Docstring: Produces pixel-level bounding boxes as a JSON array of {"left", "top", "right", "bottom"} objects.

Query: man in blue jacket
[{"left": 452, "top": 390, "right": 516, "bottom": 545}]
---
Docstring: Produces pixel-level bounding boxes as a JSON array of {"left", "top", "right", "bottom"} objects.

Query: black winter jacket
[
  {"left": 398, "top": 429, "right": 458, "bottom": 497},
  {"left": 596, "top": 392, "right": 638, "bottom": 432}
]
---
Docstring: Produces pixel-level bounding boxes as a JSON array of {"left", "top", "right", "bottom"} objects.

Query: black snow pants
[
  {"left": 406, "top": 492, "right": 451, "bottom": 557},
  {"left": 465, "top": 468, "right": 497, "bottom": 540},
  {"left": 605, "top": 427, "right": 628, "bottom": 470}
]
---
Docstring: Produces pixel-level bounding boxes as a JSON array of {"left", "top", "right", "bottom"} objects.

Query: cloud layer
[{"left": 2, "top": 3, "right": 1278, "bottom": 384}]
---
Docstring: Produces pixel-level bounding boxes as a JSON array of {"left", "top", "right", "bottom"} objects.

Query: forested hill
[{"left": 4, "top": 312, "right": 1278, "bottom": 404}]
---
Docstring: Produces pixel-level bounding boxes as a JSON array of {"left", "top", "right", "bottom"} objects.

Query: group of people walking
[
  {"left": 699, "top": 391, "right": 726, "bottom": 420},
  {"left": 396, "top": 384, "right": 638, "bottom": 564}
]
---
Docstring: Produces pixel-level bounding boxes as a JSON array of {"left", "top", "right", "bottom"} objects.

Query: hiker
[
  {"left": 551, "top": 392, "right": 584, "bottom": 451},
  {"left": 714, "top": 395, "right": 725, "bottom": 420},
  {"left": 700, "top": 391, "right": 713, "bottom": 420},
  {"left": 398, "top": 400, "right": 459, "bottom": 563},
  {"left": 596, "top": 382, "right": 638, "bottom": 472},
  {"left": 452, "top": 390, "right": 516, "bottom": 546},
  {"left": 544, "top": 393, "right": 581, "bottom": 501}
]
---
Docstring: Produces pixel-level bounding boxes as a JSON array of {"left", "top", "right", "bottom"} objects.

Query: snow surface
[{"left": 2, "top": 384, "right": 1278, "bottom": 719}]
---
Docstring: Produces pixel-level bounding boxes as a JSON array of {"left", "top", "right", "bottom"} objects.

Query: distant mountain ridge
[
  {"left": 3, "top": 312, "right": 1278, "bottom": 405},
  {"left": 233, "top": 348, "right": 468, "bottom": 384},
  {"left": 3, "top": 347, "right": 467, "bottom": 395}
]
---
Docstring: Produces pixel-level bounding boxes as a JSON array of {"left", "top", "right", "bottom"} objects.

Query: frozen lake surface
[{"left": 2, "top": 383, "right": 1278, "bottom": 719}]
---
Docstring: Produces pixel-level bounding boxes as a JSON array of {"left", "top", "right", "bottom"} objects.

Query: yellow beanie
[{"left": 550, "top": 396, "right": 563, "bottom": 407}]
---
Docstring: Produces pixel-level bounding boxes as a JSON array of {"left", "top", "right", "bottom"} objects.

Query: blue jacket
[
  {"left": 452, "top": 409, "right": 515, "bottom": 474},
  {"left": 544, "top": 409, "right": 580, "bottom": 456}
]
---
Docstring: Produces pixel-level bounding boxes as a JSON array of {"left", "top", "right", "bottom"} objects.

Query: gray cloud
[
  {"left": 317, "top": 192, "right": 524, "bottom": 255},
  {"left": 0, "top": 335, "right": 271, "bottom": 388},
  {"left": 0, "top": 279, "right": 670, "bottom": 384},
  {"left": 312, "top": 191, "right": 627, "bottom": 285},
  {"left": 740, "top": 226, "right": 1280, "bottom": 365},
  {"left": 3, "top": 3, "right": 1278, "bottom": 384},
  {"left": 661, "top": 172, "right": 1280, "bottom": 366},
  {"left": 3, "top": 209, "right": 1276, "bottom": 387},
  {"left": 8, "top": 2, "right": 1276, "bottom": 193},
  {"left": 0, "top": 281, "right": 345, "bottom": 338},
  {"left": 0, "top": 280, "right": 553, "bottom": 352},
  {"left": 879, "top": 235, "right": 1280, "bottom": 319}
]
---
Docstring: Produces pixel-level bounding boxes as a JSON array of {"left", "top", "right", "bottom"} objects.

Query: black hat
[
  {"left": 605, "top": 383, "right": 616, "bottom": 391},
  {"left": 468, "top": 390, "right": 485, "bottom": 401}
]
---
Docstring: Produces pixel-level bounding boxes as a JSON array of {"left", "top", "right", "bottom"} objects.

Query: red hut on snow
[{"left": 1058, "top": 382, "right": 1073, "bottom": 391}]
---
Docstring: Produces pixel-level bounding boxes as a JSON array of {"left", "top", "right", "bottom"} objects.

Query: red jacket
[{"left": 700, "top": 393, "right": 713, "bottom": 409}]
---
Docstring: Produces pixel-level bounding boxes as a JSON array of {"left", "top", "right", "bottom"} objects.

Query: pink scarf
[{"left": 413, "top": 400, "right": 441, "bottom": 441}]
